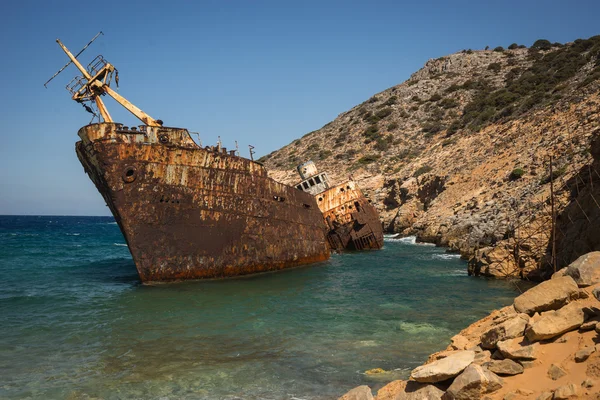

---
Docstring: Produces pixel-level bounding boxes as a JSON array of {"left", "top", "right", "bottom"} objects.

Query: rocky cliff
[{"left": 262, "top": 37, "right": 600, "bottom": 280}]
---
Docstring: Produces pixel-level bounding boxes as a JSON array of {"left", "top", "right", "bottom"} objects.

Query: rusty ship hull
[
  {"left": 317, "top": 181, "right": 384, "bottom": 251},
  {"left": 76, "top": 123, "right": 330, "bottom": 282}
]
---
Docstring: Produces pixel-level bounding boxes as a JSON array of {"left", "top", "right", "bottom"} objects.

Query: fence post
[{"left": 549, "top": 155, "right": 557, "bottom": 274}]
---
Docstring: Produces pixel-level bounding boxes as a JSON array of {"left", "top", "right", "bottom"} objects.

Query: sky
[{"left": 1, "top": 0, "right": 599, "bottom": 216}]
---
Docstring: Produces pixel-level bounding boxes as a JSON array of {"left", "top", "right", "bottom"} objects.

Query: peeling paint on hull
[{"left": 75, "top": 123, "right": 330, "bottom": 283}]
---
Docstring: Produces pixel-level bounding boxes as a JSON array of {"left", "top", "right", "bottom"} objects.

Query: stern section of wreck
[{"left": 295, "top": 161, "right": 384, "bottom": 251}]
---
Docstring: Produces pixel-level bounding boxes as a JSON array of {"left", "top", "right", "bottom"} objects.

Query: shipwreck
[{"left": 47, "top": 33, "right": 382, "bottom": 282}]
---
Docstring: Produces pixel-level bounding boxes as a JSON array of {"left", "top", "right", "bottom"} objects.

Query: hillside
[{"left": 262, "top": 36, "right": 600, "bottom": 280}]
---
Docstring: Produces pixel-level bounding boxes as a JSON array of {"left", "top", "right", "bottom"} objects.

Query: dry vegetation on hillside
[{"left": 263, "top": 36, "right": 600, "bottom": 280}]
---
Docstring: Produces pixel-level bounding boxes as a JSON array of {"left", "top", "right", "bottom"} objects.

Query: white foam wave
[
  {"left": 386, "top": 236, "right": 436, "bottom": 246},
  {"left": 396, "top": 236, "right": 416, "bottom": 244},
  {"left": 113, "top": 243, "right": 128, "bottom": 247},
  {"left": 66, "top": 233, "right": 80, "bottom": 236},
  {"left": 432, "top": 253, "right": 461, "bottom": 260}
]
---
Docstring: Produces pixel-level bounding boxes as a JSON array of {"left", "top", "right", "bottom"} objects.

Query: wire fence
[{"left": 479, "top": 121, "right": 600, "bottom": 280}]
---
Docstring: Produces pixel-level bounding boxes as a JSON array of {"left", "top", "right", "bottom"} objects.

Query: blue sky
[{"left": 1, "top": 0, "right": 599, "bottom": 215}]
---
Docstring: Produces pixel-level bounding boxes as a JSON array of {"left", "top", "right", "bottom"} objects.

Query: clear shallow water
[{"left": 0, "top": 216, "right": 526, "bottom": 399}]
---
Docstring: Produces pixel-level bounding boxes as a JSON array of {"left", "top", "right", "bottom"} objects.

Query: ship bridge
[{"left": 295, "top": 161, "right": 330, "bottom": 196}]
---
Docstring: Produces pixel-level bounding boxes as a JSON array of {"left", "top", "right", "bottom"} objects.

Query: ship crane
[{"left": 45, "top": 32, "right": 162, "bottom": 127}]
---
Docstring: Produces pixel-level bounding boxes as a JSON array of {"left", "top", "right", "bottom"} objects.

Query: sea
[{"left": 0, "top": 215, "right": 529, "bottom": 400}]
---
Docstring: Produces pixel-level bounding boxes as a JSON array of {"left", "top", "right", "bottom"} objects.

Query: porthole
[
  {"left": 158, "top": 134, "right": 169, "bottom": 144},
  {"left": 122, "top": 166, "right": 137, "bottom": 183}
]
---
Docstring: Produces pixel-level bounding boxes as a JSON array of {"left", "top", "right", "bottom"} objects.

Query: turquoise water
[{"left": 0, "top": 216, "right": 525, "bottom": 399}]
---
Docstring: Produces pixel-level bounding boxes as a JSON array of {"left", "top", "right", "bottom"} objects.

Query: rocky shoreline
[{"left": 338, "top": 252, "right": 600, "bottom": 399}]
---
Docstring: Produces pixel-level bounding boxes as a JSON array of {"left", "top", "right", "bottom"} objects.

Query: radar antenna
[{"left": 45, "top": 33, "right": 162, "bottom": 127}]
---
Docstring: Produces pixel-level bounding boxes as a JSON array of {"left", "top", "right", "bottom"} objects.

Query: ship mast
[{"left": 47, "top": 33, "right": 162, "bottom": 127}]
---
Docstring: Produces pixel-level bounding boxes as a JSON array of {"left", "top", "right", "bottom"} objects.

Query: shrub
[
  {"left": 421, "top": 121, "right": 443, "bottom": 134},
  {"left": 429, "top": 93, "right": 442, "bottom": 102},
  {"left": 319, "top": 150, "right": 332, "bottom": 160},
  {"left": 368, "top": 96, "right": 379, "bottom": 103},
  {"left": 509, "top": 168, "right": 525, "bottom": 180},
  {"left": 440, "top": 98, "right": 458, "bottom": 109},
  {"left": 493, "top": 46, "right": 505, "bottom": 52},
  {"left": 446, "top": 120, "right": 461, "bottom": 136},
  {"left": 413, "top": 165, "right": 433, "bottom": 177},
  {"left": 383, "top": 96, "right": 398, "bottom": 106},
  {"left": 375, "top": 107, "right": 393, "bottom": 119},
  {"left": 387, "top": 122, "right": 399, "bottom": 131},
  {"left": 445, "top": 84, "right": 461, "bottom": 93},
  {"left": 505, "top": 67, "right": 522, "bottom": 82},
  {"left": 487, "top": 62, "right": 502, "bottom": 72},
  {"left": 362, "top": 124, "right": 380, "bottom": 142},
  {"left": 356, "top": 154, "right": 381, "bottom": 165},
  {"left": 540, "top": 164, "right": 568, "bottom": 184},
  {"left": 441, "top": 138, "right": 457, "bottom": 147},
  {"left": 374, "top": 138, "right": 390, "bottom": 151},
  {"left": 508, "top": 43, "right": 519, "bottom": 50},
  {"left": 532, "top": 39, "right": 552, "bottom": 50},
  {"left": 411, "top": 95, "right": 422, "bottom": 102}
]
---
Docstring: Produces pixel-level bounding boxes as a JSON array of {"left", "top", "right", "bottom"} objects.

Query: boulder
[
  {"left": 449, "top": 334, "right": 470, "bottom": 350},
  {"left": 473, "top": 350, "right": 492, "bottom": 365},
  {"left": 551, "top": 268, "right": 568, "bottom": 279},
  {"left": 575, "top": 346, "right": 595, "bottom": 363},
  {"left": 582, "top": 379, "right": 594, "bottom": 388},
  {"left": 548, "top": 364, "right": 567, "bottom": 380},
  {"left": 480, "top": 314, "right": 528, "bottom": 349},
  {"left": 376, "top": 380, "right": 407, "bottom": 400},
  {"left": 594, "top": 288, "right": 600, "bottom": 302},
  {"left": 497, "top": 338, "right": 539, "bottom": 360},
  {"left": 411, "top": 351, "right": 475, "bottom": 383},
  {"left": 525, "top": 302, "right": 585, "bottom": 342},
  {"left": 579, "top": 318, "right": 600, "bottom": 331},
  {"left": 338, "top": 385, "right": 373, "bottom": 400},
  {"left": 375, "top": 380, "right": 444, "bottom": 400},
  {"left": 552, "top": 383, "right": 578, "bottom": 399},
  {"left": 513, "top": 276, "right": 579, "bottom": 315},
  {"left": 484, "top": 359, "right": 524, "bottom": 376},
  {"left": 443, "top": 364, "right": 503, "bottom": 400},
  {"left": 536, "top": 392, "right": 552, "bottom": 400},
  {"left": 563, "top": 252, "right": 600, "bottom": 287},
  {"left": 519, "top": 360, "right": 535, "bottom": 369}
]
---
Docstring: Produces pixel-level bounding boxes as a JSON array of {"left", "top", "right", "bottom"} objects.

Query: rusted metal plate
[{"left": 76, "top": 123, "right": 330, "bottom": 282}]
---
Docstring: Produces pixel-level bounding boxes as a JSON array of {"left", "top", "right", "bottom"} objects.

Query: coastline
[{"left": 339, "top": 251, "right": 600, "bottom": 400}]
